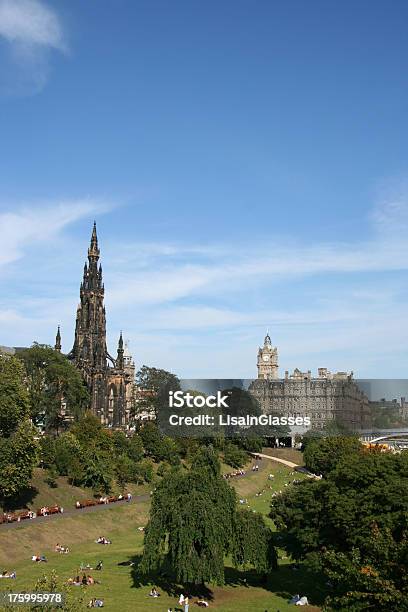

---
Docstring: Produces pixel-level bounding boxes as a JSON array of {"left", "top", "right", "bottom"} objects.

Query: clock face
[{"left": 263, "top": 354, "right": 270, "bottom": 362}]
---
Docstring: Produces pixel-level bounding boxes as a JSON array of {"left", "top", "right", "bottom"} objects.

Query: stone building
[
  {"left": 250, "top": 333, "right": 370, "bottom": 433},
  {"left": 56, "top": 223, "right": 135, "bottom": 428}
]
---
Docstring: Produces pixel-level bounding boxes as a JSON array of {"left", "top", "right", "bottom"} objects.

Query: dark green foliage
[
  {"left": 0, "top": 420, "right": 39, "bottom": 498},
  {"left": 128, "top": 433, "right": 144, "bottom": 462},
  {"left": 232, "top": 509, "right": 278, "bottom": 574},
  {"left": 18, "top": 344, "right": 89, "bottom": 429},
  {"left": 138, "top": 421, "right": 179, "bottom": 463},
  {"left": 53, "top": 432, "right": 83, "bottom": 477},
  {"left": 40, "top": 435, "right": 57, "bottom": 468},
  {"left": 141, "top": 446, "right": 236, "bottom": 585},
  {"left": 80, "top": 448, "right": 113, "bottom": 494},
  {"left": 45, "top": 465, "right": 59, "bottom": 488},
  {"left": 271, "top": 441, "right": 408, "bottom": 610},
  {"left": 135, "top": 365, "right": 181, "bottom": 419},
  {"left": 0, "top": 356, "right": 38, "bottom": 500},
  {"left": 141, "top": 446, "right": 277, "bottom": 586},
  {"left": 303, "top": 435, "right": 362, "bottom": 476},
  {"left": 133, "top": 459, "right": 154, "bottom": 484},
  {"left": 70, "top": 412, "right": 113, "bottom": 452},
  {"left": 0, "top": 356, "right": 30, "bottom": 436},
  {"left": 223, "top": 443, "right": 248, "bottom": 468}
]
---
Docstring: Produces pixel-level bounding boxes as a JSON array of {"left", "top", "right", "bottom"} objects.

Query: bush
[
  {"left": 224, "top": 443, "right": 248, "bottom": 468},
  {"left": 134, "top": 459, "right": 154, "bottom": 484}
]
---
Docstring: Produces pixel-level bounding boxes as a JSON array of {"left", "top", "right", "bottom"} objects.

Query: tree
[
  {"left": 232, "top": 509, "right": 277, "bottom": 574},
  {"left": 141, "top": 446, "right": 277, "bottom": 585},
  {"left": 70, "top": 412, "right": 113, "bottom": 452},
  {"left": 135, "top": 365, "right": 181, "bottom": 419},
  {"left": 223, "top": 443, "right": 248, "bottom": 468},
  {"left": 270, "top": 445, "right": 408, "bottom": 610},
  {"left": 0, "top": 355, "right": 30, "bottom": 436},
  {"left": 127, "top": 433, "right": 144, "bottom": 463},
  {"left": 0, "top": 420, "right": 39, "bottom": 499},
  {"left": 18, "top": 344, "right": 89, "bottom": 429},
  {"left": 303, "top": 435, "right": 362, "bottom": 476},
  {"left": 0, "top": 356, "right": 38, "bottom": 500}
]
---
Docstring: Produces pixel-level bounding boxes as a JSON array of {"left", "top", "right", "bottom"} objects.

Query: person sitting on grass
[
  {"left": 88, "top": 599, "right": 104, "bottom": 608},
  {"left": 82, "top": 574, "right": 88, "bottom": 585},
  {"left": 148, "top": 587, "right": 160, "bottom": 597}
]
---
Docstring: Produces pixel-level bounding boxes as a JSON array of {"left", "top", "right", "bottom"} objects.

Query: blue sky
[{"left": 0, "top": 0, "right": 408, "bottom": 377}]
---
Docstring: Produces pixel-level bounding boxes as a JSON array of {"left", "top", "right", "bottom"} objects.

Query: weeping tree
[{"left": 141, "top": 446, "right": 276, "bottom": 585}]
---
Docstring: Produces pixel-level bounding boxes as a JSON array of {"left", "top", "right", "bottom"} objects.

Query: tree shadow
[
  {"left": 126, "top": 554, "right": 214, "bottom": 601},
  {"left": 122, "top": 553, "right": 327, "bottom": 607},
  {"left": 1, "top": 486, "right": 39, "bottom": 511}
]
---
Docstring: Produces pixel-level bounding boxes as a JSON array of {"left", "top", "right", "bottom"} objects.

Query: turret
[
  {"left": 55, "top": 326, "right": 61, "bottom": 352},
  {"left": 116, "top": 331, "right": 124, "bottom": 370}
]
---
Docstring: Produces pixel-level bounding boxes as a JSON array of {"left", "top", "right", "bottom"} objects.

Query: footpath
[{"left": 1, "top": 457, "right": 269, "bottom": 531}]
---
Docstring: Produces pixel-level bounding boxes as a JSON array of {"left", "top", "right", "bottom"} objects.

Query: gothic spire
[
  {"left": 116, "top": 331, "right": 124, "bottom": 369},
  {"left": 55, "top": 326, "right": 61, "bottom": 352},
  {"left": 88, "top": 221, "right": 100, "bottom": 260}
]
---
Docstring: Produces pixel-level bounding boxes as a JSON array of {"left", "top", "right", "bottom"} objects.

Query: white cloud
[
  {"left": 0, "top": 0, "right": 66, "bottom": 94},
  {"left": 0, "top": 0, "right": 65, "bottom": 50},
  {"left": 1, "top": 196, "right": 407, "bottom": 377},
  {"left": 0, "top": 199, "right": 106, "bottom": 268}
]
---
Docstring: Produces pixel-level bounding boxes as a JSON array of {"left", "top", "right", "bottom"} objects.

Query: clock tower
[{"left": 257, "top": 332, "right": 279, "bottom": 380}]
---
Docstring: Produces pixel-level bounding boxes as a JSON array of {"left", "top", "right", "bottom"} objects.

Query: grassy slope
[
  {"left": 0, "top": 454, "right": 324, "bottom": 611},
  {"left": 0, "top": 469, "right": 152, "bottom": 514}
]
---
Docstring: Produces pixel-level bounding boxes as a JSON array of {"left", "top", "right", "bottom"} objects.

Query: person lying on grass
[{"left": 0, "top": 570, "right": 16, "bottom": 578}]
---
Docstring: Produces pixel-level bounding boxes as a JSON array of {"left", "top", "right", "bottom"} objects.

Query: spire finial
[
  {"left": 55, "top": 325, "right": 61, "bottom": 352},
  {"left": 88, "top": 221, "right": 100, "bottom": 259}
]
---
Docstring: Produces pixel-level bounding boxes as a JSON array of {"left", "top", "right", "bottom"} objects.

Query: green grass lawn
[
  {"left": 0, "top": 527, "right": 321, "bottom": 611},
  {"left": 0, "top": 454, "right": 325, "bottom": 611},
  {"left": 0, "top": 469, "right": 152, "bottom": 515}
]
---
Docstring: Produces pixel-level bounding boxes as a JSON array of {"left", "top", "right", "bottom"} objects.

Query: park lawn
[
  {"left": 261, "top": 448, "right": 304, "bottom": 465},
  {"left": 0, "top": 452, "right": 324, "bottom": 610},
  {"left": 0, "top": 468, "right": 152, "bottom": 514},
  {"left": 0, "top": 527, "right": 321, "bottom": 611}
]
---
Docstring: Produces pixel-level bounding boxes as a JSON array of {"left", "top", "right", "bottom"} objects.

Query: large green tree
[
  {"left": 0, "top": 355, "right": 38, "bottom": 500},
  {"left": 0, "top": 355, "right": 30, "bottom": 436},
  {"left": 303, "top": 435, "right": 362, "bottom": 476},
  {"left": 270, "top": 440, "right": 408, "bottom": 610},
  {"left": 18, "top": 344, "right": 89, "bottom": 430},
  {"left": 135, "top": 365, "right": 181, "bottom": 419},
  {"left": 141, "top": 446, "right": 276, "bottom": 585}
]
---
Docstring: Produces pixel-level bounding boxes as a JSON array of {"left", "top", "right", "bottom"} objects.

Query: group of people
[
  {"left": 38, "top": 506, "right": 63, "bottom": 516},
  {"left": 223, "top": 468, "right": 246, "bottom": 479},
  {"left": 87, "top": 598, "right": 104, "bottom": 608},
  {"left": 68, "top": 573, "right": 99, "bottom": 586},
  {"left": 167, "top": 593, "right": 209, "bottom": 610},
  {"left": 0, "top": 570, "right": 16, "bottom": 578},
  {"left": 95, "top": 536, "right": 111, "bottom": 545},
  {"left": 55, "top": 543, "right": 69, "bottom": 554}
]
